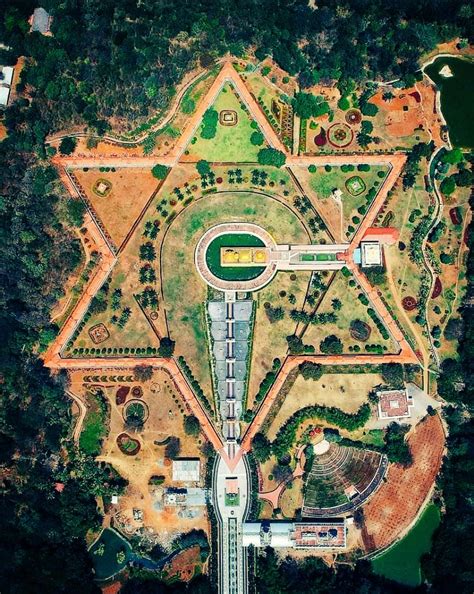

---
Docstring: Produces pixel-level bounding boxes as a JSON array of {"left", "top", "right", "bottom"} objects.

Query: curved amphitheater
[{"left": 302, "top": 441, "right": 388, "bottom": 517}]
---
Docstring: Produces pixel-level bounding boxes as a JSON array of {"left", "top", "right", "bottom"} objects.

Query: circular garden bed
[
  {"left": 117, "top": 433, "right": 141, "bottom": 456},
  {"left": 402, "top": 296, "right": 418, "bottom": 311},
  {"left": 131, "top": 386, "right": 143, "bottom": 398},
  {"left": 349, "top": 319, "right": 372, "bottom": 342},
  {"left": 123, "top": 399, "right": 149, "bottom": 425},
  {"left": 327, "top": 123, "right": 354, "bottom": 148},
  {"left": 345, "top": 175, "right": 367, "bottom": 196},
  {"left": 345, "top": 109, "right": 362, "bottom": 125}
]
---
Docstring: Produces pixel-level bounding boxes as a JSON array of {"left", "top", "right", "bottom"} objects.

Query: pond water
[
  {"left": 424, "top": 56, "right": 474, "bottom": 149},
  {"left": 89, "top": 527, "right": 133, "bottom": 581},
  {"left": 205, "top": 232, "right": 266, "bottom": 280},
  {"left": 372, "top": 503, "right": 440, "bottom": 586}
]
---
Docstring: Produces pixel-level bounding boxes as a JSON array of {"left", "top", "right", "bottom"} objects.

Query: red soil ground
[{"left": 361, "top": 414, "right": 445, "bottom": 552}]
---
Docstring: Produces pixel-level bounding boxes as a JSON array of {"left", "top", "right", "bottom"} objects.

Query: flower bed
[
  {"left": 115, "top": 386, "right": 130, "bottom": 406},
  {"left": 327, "top": 123, "right": 354, "bottom": 148},
  {"left": 117, "top": 433, "right": 141, "bottom": 455},
  {"left": 432, "top": 277, "right": 442, "bottom": 299},
  {"left": 402, "top": 296, "right": 418, "bottom": 311}
]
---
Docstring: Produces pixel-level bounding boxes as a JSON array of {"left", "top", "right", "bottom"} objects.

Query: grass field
[
  {"left": 266, "top": 371, "right": 382, "bottom": 441},
  {"left": 248, "top": 271, "right": 311, "bottom": 410},
  {"left": 79, "top": 391, "right": 108, "bottom": 455},
  {"left": 372, "top": 503, "right": 440, "bottom": 586},
  {"left": 302, "top": 270, "right": 396, "bottom": 354},
  {"left": 186, "top": 82, "right": 267, "bottom": 162},
  {"left": 307, "top": 165, "right": 389, "bottom": 239}
]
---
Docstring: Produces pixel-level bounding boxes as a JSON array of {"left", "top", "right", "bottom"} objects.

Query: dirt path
[{"left": 67, "top": 390, "right": 88, "bottom": 443}]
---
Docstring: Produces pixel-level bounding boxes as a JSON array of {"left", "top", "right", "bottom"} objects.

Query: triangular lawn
[
  {"left": 182, "top": 81, "right": 268, "bottom": 162},
  {"left": 291, "top": 163, "right": 390, "bottom": 242},
  {"left": 301, "top": 268, "right": 398, "bottom": 354},
  {"left": 72, "top": 167, "right": 160, "bottom": 250},
  {"left": 65, "top": 261, "right": 161, "bottom": 358}
]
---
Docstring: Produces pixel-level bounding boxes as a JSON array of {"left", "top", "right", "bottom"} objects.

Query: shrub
[
  {"left": 440, "top": 176, "right": 456, "bottom": 195},
  {"left": 250, "top": 130, "right": 264, "bottom": 146},
  {"left": 201, "top": 108, "right": 218, "bottom": 139},
  {"left": 196, "top": 160, "right": 211, "bottom": 176},
  {"left": 299, "top": 361, "right": 323, "bottom": 381},
  {"left": 184, "top": 415, "right": 200, "bottom": 436},
  {"left": 257, "top": 148, "right": 286, "bottom": 168},
  {"left": 152, "top": 164, "right": 169, "bottom": 179},
  {"left": 308, "top": 164, "right": 317, "bottom": 173},
  {"left": 320, "top": 334, "right": 343, "bottom": 354},
  {"left": 158, "top": 337, "right": 175, "bottom": 357},
  {"left": 337, "top": 96, "right": 350, "bottom": 111},
  {"left": 59, "top": 137, "right": 77, "bottom": 155}
]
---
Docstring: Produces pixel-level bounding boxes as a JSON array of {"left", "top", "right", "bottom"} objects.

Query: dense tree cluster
[{"left": 255, "top": 548, "right": 416, "bottom": 593}]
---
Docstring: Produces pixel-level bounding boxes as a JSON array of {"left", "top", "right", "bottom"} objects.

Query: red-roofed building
[
  {"left": 362, "top": 227, "right": 399, "bottom": 245},
  {"left": 377, "top": 389, "right": 413, "bottom": 420}
]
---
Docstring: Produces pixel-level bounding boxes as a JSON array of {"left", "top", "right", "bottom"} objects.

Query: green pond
[
  {"left": 205, "top": 232, "right": 266, "bottom": 280},
  {"left": 424, "top": 56, "right": 474, "bottom": 149},
  {"left": 372, "top": 503, "right": 440, "bottom": 587},
  {"left": 89, "top": 527, "right": 133, "bottom": 581}
]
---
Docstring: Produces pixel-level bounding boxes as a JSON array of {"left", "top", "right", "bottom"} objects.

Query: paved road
[{"left": 213, "top": 448, "right": 250, "bottom": 594}]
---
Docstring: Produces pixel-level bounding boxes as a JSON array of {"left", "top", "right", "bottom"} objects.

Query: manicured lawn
[
  {"left": 308, "top": 165, "right": 389, "bottom": 239},
  {"left": 206, "top": 233, "right": 266, "bottom": 280},
  {"left": 187, "top": 82, "right": 267, "bottom": 161},
  {"left": 302, "top": 270, "right": 396, "bottom": 353},
  {"left": 372, "top": 503, "right": 441, "bottom": 586}
]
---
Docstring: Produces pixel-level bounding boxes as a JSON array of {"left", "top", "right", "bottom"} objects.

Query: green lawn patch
[
  {"left": 372, "top": 503, "right": 440, "bottom": 586},
  {"left": 79, "top": 391, "right": 108, "bottom": 456},
  {"left": 188, "top": 82, "right": 267, "bottom": 161}
]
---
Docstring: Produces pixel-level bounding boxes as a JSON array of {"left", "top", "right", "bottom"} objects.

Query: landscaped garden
[
  {"left": 162, "top": 190, "right": 310, "bottom": 396},
  {"left": 306, "top": 163, "right": 390, "bottom": 239},
  {"left": 183, "top": 81, "right": 268, "bottom": 162}
]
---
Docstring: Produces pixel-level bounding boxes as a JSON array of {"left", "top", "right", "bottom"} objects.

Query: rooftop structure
[
  {"left": 172, "top": 458, "right": 201, "bottom": 482},
  {"left": 164, "top": 487, "right": 207, "bottom": 506},
  {"left": 377, "top": 388, "right": 413, "bottom": 420},
  {"left": 361, "top": 241, "right": 382, "bottom": 267},
  {"left": 0, "top": 66, "right": 14, "bottom": 107},
  {"left": 242, "top": 519, "right": 347, "bottom": 549},
  {"left": 29, "top": 8, "right": 52, "bottom": 35},
  {"left": 362, "top": 227, "right": 399, "bottom": 245}
]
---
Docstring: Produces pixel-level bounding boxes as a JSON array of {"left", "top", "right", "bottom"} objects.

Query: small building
[
  {"left": 164, "top": 487, "right": 207, "bottom": 506},
  {"left": 172, "top": 458, "right": 201, "bottom": 482},
  {"left": 377, "top": 388, "right": 413, "bottom": 420},
  {"left": 361, "top": 241, "right": 382, "bottom": 267},
  {"left": 242, "top": 519, "right": 346, "bottom": 549},
  {"left": 362, "top": 227, "right": 399, "bottom": 245},
  {"left": 332, "top": 188, "right": 343, "bottom": 200},
  {"left": 29, "top": 8, "right": 52, "bottom": 35},
  {"left": 0, "top": 65, "right": 14, "bottom": 107}
]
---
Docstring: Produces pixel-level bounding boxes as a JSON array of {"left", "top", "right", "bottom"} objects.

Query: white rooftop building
[
  {"left": 242, "top": 519, "right": 347, "bottom": 549},
  {"left": 0, "top": 65, "right": 14, "bottom": 107},
  {"left": 361, "top": 241, "right": 382, "bottom": 267},
  {"left": 172, "top": 458, "right": 201, "bottom": 482}
]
